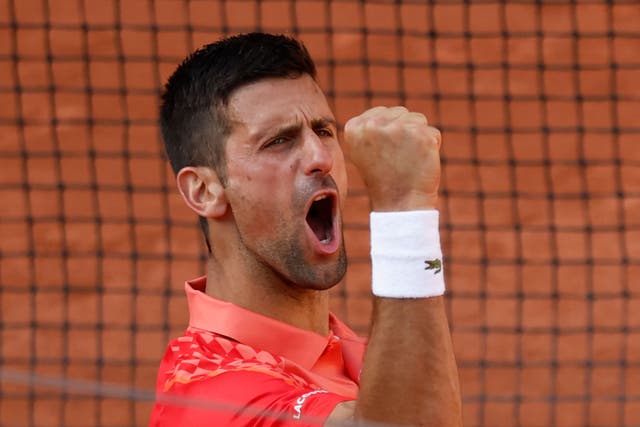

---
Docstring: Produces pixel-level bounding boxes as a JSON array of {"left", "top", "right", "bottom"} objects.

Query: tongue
[
  {"left": 306, "top": 199, "right": 332, "bottom": 243},
  {"left": 308, "top": 215, "right": 329, "bottom": 242}
]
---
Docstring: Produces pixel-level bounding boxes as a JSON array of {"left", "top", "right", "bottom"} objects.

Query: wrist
[
  {"left": 369, "top": 192, "right": 439, "bottom": 212},
  {"left": 370, "top": 210, "right": 445, "bottom": 299}
]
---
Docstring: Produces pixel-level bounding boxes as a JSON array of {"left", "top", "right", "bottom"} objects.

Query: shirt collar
[{"left": 185, "top": 276, "right": 361, "bottom": 370}]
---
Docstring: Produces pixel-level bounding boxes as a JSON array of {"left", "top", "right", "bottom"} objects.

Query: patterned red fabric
[{"left": 148, "top": 277, "right": 366, "bottom": 426}]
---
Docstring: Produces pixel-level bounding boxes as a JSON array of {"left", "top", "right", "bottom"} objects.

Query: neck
[{"left": 204, "top": 256, "right": 331, "bottom": 336}]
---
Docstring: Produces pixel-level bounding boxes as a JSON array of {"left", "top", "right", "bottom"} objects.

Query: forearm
[
  {"left": 354, "top": 210, "right": 461, "bottom": 425},
  {"left": 341, "top": 106, "right": 462, "bottom": 427},
  {"left": 355, "top": 297, "right": 462, "bottom": 426}
]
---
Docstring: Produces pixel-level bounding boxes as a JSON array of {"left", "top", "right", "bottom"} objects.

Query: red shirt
[{"left": 148, "top": 277, "right": 366, "bottom": 426}]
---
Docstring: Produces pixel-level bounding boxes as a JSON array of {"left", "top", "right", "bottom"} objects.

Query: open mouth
[{"left": 305, "top": 193, "right": 335, "bottom": 245}]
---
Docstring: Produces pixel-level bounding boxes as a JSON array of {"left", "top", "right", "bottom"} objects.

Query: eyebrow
[
  {"left": 310, "top": 117, "right": 337, "bottom": 130},
  {"left": 257, "top": 117, "right": 338, "bottom": 142}
]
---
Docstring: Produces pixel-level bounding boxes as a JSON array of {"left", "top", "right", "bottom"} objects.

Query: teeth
[
  {"left": 320, "top": 237, "right": 332, "bottom": 244},
  {"left": 313, "top": 194, "right": 328, "bottom": 202}
]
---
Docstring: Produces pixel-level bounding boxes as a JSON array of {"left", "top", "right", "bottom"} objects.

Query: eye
[
  {"left": 315, "top": 128, "right": 334, "bottom": 138},
  {"left": 263, "top": 136, "right": 290, "bottom": 149}
]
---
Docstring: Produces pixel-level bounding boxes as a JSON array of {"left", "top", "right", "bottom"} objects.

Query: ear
[{"left": 176, "top": 166, "right": 228, "bottom": 218}]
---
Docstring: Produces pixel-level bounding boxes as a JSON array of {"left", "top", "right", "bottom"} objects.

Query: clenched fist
[{"left": 344, "top": 106, "right": 442, "bottom": 212}]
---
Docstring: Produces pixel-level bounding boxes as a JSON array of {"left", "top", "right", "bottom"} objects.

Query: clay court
[{"left": 1, "top": 1, "right": 639, "bottom": 426}]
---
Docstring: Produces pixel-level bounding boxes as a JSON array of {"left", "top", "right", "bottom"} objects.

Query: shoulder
[
  {"left": 157, "top": 328, "right": 309, "bottom": 392},
  {"left": 149, "top": 329, "right": 351, "bottom": 426}
]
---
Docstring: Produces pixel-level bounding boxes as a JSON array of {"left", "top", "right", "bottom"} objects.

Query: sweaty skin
[
  {"left": 327, "top": 106, "right": 462, "bottom": 426},
  {"left": 177, "top": 75, "right": 348, "bottom": 335},
  {"left": 177, "top": 78, "right": 462, "bottom": 426}
]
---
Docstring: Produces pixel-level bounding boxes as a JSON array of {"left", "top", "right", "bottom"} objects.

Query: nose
[{"left": 302, "top": 131, "right": 334, "bottom": 177}]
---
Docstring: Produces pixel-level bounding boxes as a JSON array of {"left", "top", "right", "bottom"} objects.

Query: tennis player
[{"left": 149, "top": 33, "right": 462, "bottom": 426}]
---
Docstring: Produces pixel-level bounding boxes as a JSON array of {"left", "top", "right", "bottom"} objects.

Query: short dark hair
[{"left": 159, "top": 33, "right": 317, "bottom": 253}]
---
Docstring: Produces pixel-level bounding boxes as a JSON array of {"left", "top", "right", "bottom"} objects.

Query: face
[{"left": 222, "top": 75, "right": 348, "bottom": 290}]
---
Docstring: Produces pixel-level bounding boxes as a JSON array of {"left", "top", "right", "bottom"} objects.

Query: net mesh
[{"left": 1, "top": 0, "right": 639, "bottom": 426}]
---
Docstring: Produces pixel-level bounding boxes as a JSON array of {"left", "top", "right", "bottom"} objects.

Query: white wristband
[{"left": 370, "top": 210, "right": 445, "bottom": 298}]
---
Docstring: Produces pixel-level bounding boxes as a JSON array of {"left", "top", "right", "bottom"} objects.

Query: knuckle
[
  {"left": 344, "top": 117, "right": 363, "bottom": 135},
  {"left": 429, "top": 127, "right": 442, "bottom": 146},
  {"left": 415, "top": 112, "right": 428, "bottom": 123},
  {"left": 343, "top": 118, "right": 355, "bottom": 133}
]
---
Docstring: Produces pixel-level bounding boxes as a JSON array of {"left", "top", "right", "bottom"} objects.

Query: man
[{"left": 149, "top": 33, "right": 462, "bottom": 426}]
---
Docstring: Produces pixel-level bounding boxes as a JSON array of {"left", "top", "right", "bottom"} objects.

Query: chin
[
  {"left": 294, "top": 264, "right": 347, "bottom": 291},
  {"left": 301, "top": 275, "right": 343, "bottom": 291},
  {"left": 282, "top": 247, "right": 347, "bottom": 291}
]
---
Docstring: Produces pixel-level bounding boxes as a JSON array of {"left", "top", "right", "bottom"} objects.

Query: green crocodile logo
[{"left": 424, "top": 258, "right": 442, "bottom": 274}]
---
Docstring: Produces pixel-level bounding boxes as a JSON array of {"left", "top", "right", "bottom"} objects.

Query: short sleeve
[{"left": 149, "top": 370, "right": 352, "bottom": 427}]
